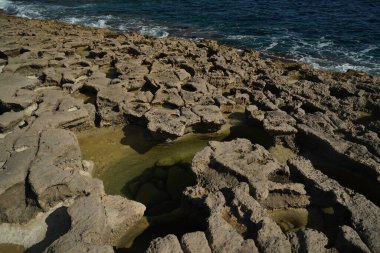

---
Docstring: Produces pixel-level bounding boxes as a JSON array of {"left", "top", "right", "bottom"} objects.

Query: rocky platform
[{"left": 0, "top": 13, "right": 379, "bottom": 253}]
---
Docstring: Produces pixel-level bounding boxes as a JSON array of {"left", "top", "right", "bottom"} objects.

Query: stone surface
[
  {"left": 0, "top": 12, "right": 379, "bottom": 253},
  {"left": 288, "top": 157, "right": 380, "bottom": 253},
  {"left": 144, "top": 108, "right": 186, "bottom": 140},
  {"left": 287, "top": 229, "right": 328, "bottom": 253},
  {"left": 146, "top": 234, "right": 184, "bottom": 253},
  {"left": 29, "top": 129, "right": 104, "bottom": 211},
  {"left": 180, "top": 232, "right": 211, "bottom": 253},
  {"left": 102, "top": 195, "right": 146, "bottom": 244}
]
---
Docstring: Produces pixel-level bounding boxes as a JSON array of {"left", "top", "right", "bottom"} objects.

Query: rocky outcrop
[
  {"left": 288, "top": 157, "right": 380, "bottom": 252},
  {"left": 44, "top": 195, "right": 145, "bottom": 253},
  {"left": 0, "top": 12, "right": 380, "bottom": 253},
  {"left": 145, "top": 138, "right": 379, "bottom": 253},
  {"left": 146, "top": 234, "right": 183, "bottom": 253}
]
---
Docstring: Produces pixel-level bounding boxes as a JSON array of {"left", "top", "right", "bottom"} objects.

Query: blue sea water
[{"left": 1, "top": 0, "right": 379, "bottom": 75}]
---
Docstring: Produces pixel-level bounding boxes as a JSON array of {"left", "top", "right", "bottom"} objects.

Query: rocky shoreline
[{"left": 0, "top": 13, "right": 379, "bottom": 253}]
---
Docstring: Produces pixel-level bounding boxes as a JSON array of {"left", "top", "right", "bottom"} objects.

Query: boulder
[
  {"left": 180, "top": 232, "right": 211, "bottom": 253},
  {"left": 191, "top": 105, "right": 226, "bottom": 132},
  {"left": 102, "top": 195, "right": 146, "bottom": 244},
  {"left": 29, "top": 129, "right": 104, "bottom": 211},
  {"left": 146, "top": 234, "right": 183, "bottom": 253},
  {"left": 262, "top": 110, "right": 297, "bottom": 135},
  {"left": 44, "top": 195, "right": 113, "bottom": 253},
  {"left": 287, "top": 229, "right": 328, "bottom": 253},
  {"left": 144, "top": 108, "right": 186, "bottom": 140}
]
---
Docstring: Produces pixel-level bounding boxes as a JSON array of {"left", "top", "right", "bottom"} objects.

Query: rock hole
[
  {"left": 181, "top": 83, "right": 197, "bottom": 92},
  {"left": 76, "top": 86, "right": 97, "bottom": 105},
  {"left": 300, "top": 102, "right": 323, "bottom": 114}
]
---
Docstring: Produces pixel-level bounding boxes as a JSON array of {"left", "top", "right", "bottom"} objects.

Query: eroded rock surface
[{"left": 0, "top": 12, "right": 379, "bottom": 253}]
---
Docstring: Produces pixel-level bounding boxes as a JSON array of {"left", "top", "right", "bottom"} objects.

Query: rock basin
[{"left": 76, "top": 121, "right": 298, "bottom": 252}]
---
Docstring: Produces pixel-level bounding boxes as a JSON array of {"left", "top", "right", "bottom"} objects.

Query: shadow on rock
[
  {"left": 122, "top": 161, "right": 196, "bottom": 216},
  {"left": 223, "top": 124, "right": 275, "bottom": 149},
  {"left": 120, "top": 125, "right": 162, "bottom": 154},
  {"left": 25, "top": 207, "right": 71, "bottom": 253},
  {"left": 118, "top": 160, "right": 201, "bottom": 253}
]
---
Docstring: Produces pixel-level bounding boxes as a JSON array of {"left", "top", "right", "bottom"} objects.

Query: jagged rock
[
  {"left": 96, "top": 86, "right": 133, "bottom": 125},
  {"left": 122, "top": 102, "right": 151, "bottom": 120},
  {"left": 29, "top": 129, "right": 104, "bottom": 211},
  {"left": 152, "top": 88, "right": 184, "bottom": 108},
  {"left": 145, "top": 71, "right": 182, "bottom": 90},
  {"left": 191, "top": 105, "right": 226, "bottom": 131},
  {"left": 287, "top": 229, "right": 328, "bottom": 253},
  {"left": 295, "top": 112, "right": 380, "bottom": 189},
  {"left": 214, "top": 95, "right": 235, "bottom": 113},
  {"left": 180, "top": 107, "right": 201, "bottom": 129},
  {"left": 181, "top": 79, "right": 210, "bottom": 94},
  {"left": 256, "top": 217, "right": 291, "bottom": 253},
  {"left": 144, "top": 108, "right": 186, "bottom": 140},
  {"left": 335, "top": 225, "right": 371, "bottom": 253},
  {"left": 250, "top": 90, "right": 278, "bottom": 111},
  {"left": 0, "top": 74, "right": 39, "bottom": 111},
  {"left": 146, "top": 234, "right": 183, "bottom": 253},
  {"left": 262, "top": 110, "right": 297, "bottom": 135},
  {"left": 102, "top": 195, "right": 146, "bottom": 244},
  {"left": 1, "top": 13, "right": 380, "bottom": 253},
  {"left": 288, "top": 157, "right": 380, "bottom": 253},
  {"left": 180, "top": 232, "right": 211, "bottom": 253},
  {"left": 44, "top": 195, "right": 114, "bottom": 253},
  {"left": 206, "top": 214, "right": 258, "bottom": 253},
  {"left": 191, "top": 139, "right": 288, "bottom": 200},
  {"left": 0, "top": 132, "right": 40, "bottom": 223},
  {"left": 116, "top": 63, "right": 149, "bottom": 91},
  {"left": 246, "top": 105, "right": 265, "bottom": 126},
  {"left": 0, "top": 111, "right": 25, "bottom": 132}
]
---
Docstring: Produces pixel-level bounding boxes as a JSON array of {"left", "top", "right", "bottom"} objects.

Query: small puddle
[
  {"left": 77, "top": 124, "right": 229, "bottom": 196},
  {"left": 0, "top": 244, "right": 25, "bottom": 253},
  {"left": 268, "top": 208, "right": 309, "bottom": 232},
  {"left": 268, "top": 145, "right": 297, "bottom": 165},
  {"left": 267, "top": 205, "right": 342, "bottom": 242}
]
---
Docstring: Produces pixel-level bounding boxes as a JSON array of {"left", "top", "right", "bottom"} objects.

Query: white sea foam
[
  {"left": 226, "top": 35, "right": 257, "bottom": 40},
  {"left": 91, "top": 19, "right": 108, "bottom": 28},
  {"left": 60, "top": 15, "right": 112, "bottom": 29},
  {"left": 264, "top": 41, "right": 278, "bottom": 50},
  {"left": 0, "top": 0, "right": 10, "bottom": 10},
  {"left": 316, "top": 41, "right": 334, "bottom": 48},
  {"left": 65, "top": 17, "right": 85, "bottom": 24},
  {"left": 140, "top": 26, "right": 169, "bottom": 38}
]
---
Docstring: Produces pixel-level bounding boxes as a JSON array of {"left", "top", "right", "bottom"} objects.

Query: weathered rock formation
[{"left": 0, "top": 12, "right": 379, "bottom": 253}]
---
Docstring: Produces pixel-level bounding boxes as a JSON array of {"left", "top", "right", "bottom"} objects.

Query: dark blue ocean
[{"left": 1, "top": 0, "right": 379, "bottom": 75}]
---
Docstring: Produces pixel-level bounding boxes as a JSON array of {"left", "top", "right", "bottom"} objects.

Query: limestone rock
[
  {"left": 29, "top": 129, "right": 104, "bottom": 211},
  {"left": 144, "top": 108, "right": 186, "bottom": 140},
  {"left": 262, "top": 110, "right": 297, "bottom": 135},
  {"left": 335, "top": 225, "right": 371, "bottom": 253},
  {"left": 287, "top": 229, "right": 328, "bottom": 253},
  {"left": 206, "top": 214, "right": 259, "bottom": 253},
  {"left": 44, "top": 195, "right": 113, "bottom": 253},
  {"left": 146, "top": 234, "right": 183, "bottom": 253},
  {"left": 180, "top": 232, "right": 211, "bottom": 253},
  {"left": 288, "top": 157, "right": 380, "bottom": 253},
  {"left": 192, "top": 105, "right": 226, "bottom": 132},
  {"left": 102, "top": 195, "right": 146, "bottom": 244}
]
